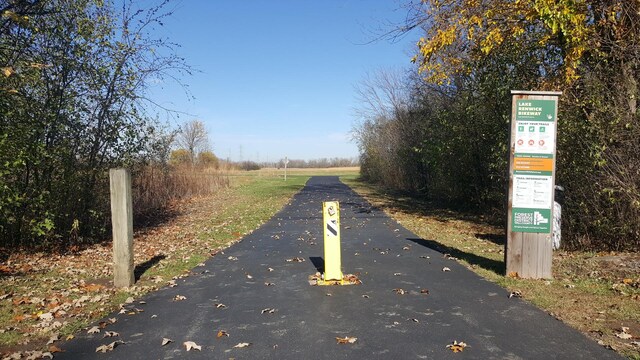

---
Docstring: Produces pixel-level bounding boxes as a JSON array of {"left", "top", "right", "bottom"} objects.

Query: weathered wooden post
[
  {"left": 506, "top": 90, "right": 561, "bottom": 279},
  {"left": 284, "top": 157, "right": 289, "bottom": 181},
  {"left": 110, "top": 168, "right": 134, "bottom": 287}
]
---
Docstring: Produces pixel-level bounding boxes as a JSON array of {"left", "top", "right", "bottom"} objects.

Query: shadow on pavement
[
  {"left": 407, "top": 237, "right": 505, "bottom": 275},
  {"left": 309, "top": 256, "right": 324, "bottom": 273}
]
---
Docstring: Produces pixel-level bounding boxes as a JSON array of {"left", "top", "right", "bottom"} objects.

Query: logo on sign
[{"left": 534, "top": 211, "right": 548, "bottom": 226}]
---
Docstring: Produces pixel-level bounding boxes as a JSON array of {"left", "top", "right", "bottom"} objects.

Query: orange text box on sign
[{"left": 513, "top": 157, "right": 553, "bottom": 172}]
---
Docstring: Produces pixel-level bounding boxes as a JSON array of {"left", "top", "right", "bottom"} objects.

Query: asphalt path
[{"left": 57, "top": 176, "right": 621, "bottom": 359}]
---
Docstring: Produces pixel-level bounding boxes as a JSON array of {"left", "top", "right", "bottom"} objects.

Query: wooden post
[
  {"left": 110, "top": 168, "right": 134, "bottom": 288},
  {"left": 284, "top": 157, "right": 288, "bottom": 181},
  {"left": 506, "top": 91, "right": 561, "bottom": 279}
]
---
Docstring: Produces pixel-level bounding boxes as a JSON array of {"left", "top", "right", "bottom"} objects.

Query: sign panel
[{"left": 509, "top": 98, "right": 558, "bottom": 234}]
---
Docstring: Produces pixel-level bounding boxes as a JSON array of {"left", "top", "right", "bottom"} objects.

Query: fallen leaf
[
  {"left": 87, "top": 326, "right": 100, "bottom": 334},
  {"left": 393, "top": 288, "right": 406, "bottom": 295},
  {"left": 173, "top": 295, "right": 186, "bottom": 301},
  {"left": 617, "top": 332, "right": 633, "bottom": 339},
  {"left": 47, "top": 334, "right": 59, "bottom": 345},
  {"left": 228, "top": 256, "right": 238, "bottom": 261},
  {"left": 38, "top": 312, "right": 54, "bottom": 321},
  {"left": 446, "top": 340, "right": 467, "bottom": 353},
  {"left": 214, "top": 303, "right": 227, "bottom": 309},
  {"left": 409, "top": 318, "right": 420, "bottom": 323},
  {"left": 335, "top": 336, "right": 357, "bottom": 344},
  {"left": 509, "top": 291, "right": 522, "bottom": 298},
  {"left": 420, "top": 289, "right": 430, "bottom": 294},
  {"left": 507, "top": 271, "right": 519, "bottom": 278},
  {"left": 183, "top": 341, "right": 202, "bottom": 351},
  {"left": 161, "top": 338, "right": 172, "bottom": 346},
  {"left": 95, "top": 341, "right": 122, "bottom": 353},
  {"left": 261, "top": 308, "right": 276, "bottom": 314},
  {"left": 264, "top": 282, "right": 275, "bottom": 286},
  {"left": 83, "top": 283, "right": 104, "bottom": 292},
  {"left": 442, "top": 267, "right": 451, "bottom": 272},
  {"left": 233, "top": 342, "right": 251, "bottom": 348},
  {"left": 362, "top": 294, "right": 370, "bottom": 298},
  {"left": 267, "top": 267, "right": 274, "bottom": 272},
  {"left": 217, "top": 330, "right": 229, "bottom": 338},
  {"left": 616, "top": 327, "right": 633, "bottom": 339},
  {"left": 103, "top": 331, "right": 119, "bottom": 338},
  {"left": 285, "top": 257, "right": 305, "bottom": 262},
  {"left": 48, "top": 345, "right": 64, "bottom": 353}
]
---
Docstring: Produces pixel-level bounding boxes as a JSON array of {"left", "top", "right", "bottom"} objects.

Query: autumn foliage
[{"left": 356, "top": 0, "right": 640, "bottom": 250}]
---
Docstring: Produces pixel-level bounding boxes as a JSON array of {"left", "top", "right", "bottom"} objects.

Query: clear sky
[{"left": 146, "top": 0, "right": 419, "bottom": 163}]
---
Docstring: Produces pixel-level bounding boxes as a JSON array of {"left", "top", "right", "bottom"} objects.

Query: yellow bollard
[{"left": 322, "top": 201, "right": 342, "bottom": 281}]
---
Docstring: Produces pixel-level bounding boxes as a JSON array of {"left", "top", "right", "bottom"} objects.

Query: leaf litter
[{"left": 0, "top": 176, "right": 303, "bottom": 355}]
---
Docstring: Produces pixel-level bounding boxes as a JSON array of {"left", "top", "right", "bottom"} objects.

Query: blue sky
[{"left": 146, "top": 0, "right": 420, "bottom": 162}]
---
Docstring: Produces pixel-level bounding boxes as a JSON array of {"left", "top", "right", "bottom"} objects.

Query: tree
[
  {"left": 176, "top": 120, "right": 208, "bottom": 165},
  {"left": 0, "top": 0, "right": 191, "bottom": 247},
  {"left": 197, "top": 151, "right": 219, "bottom": 169},
  {"left": 354, "top": 0, "right": 640, "bottom": 250},
  {"left": 169, "top": 149, "right": 191, "bottom": 166}
]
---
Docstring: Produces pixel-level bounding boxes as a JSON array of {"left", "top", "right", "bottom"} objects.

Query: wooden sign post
[
  {"left": 506, "top": 90, "right": 561, "bottom": 279},
  {"left": 110, "top": 168, "right": 134, "bottom": 288}
]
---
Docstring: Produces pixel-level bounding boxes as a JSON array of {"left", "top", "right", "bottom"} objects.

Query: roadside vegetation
[
  {"left": 342, "top": 175, "right": 640, "bottom": 359},
  {"left": 354, "top": 1, "right": 640, "bottom": 251},
  {"left": 0, "top": 173, "right": 312, "bottom": 357}
]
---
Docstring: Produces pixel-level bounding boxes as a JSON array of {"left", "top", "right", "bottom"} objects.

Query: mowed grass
[
  {"left": 341, "top": 175, "right": 640, "bottom": 359},
  {"left": 0, "top": 173, "right": 312, "bottom": 354}
]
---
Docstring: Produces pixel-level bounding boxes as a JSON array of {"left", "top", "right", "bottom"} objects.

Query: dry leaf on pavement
[
  {"left": 335, "top": 336, "right": 357, "bottom": 344},
  {"left": 446, "top": 340, "right": 467, "bottom": 353},
  {"left": 183, "top": 341, "right": 202, "bottom": 351},
  {"left": 161, "top": 338, "right": 172, "bottom": 346},
  {"left": 95, "top": 341, "right": 122, "bottom": 353}
]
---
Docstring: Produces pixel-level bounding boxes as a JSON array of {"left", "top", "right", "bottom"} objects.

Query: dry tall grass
[{"left": 132, "top": 165, "right": 229, "bottom": 217}]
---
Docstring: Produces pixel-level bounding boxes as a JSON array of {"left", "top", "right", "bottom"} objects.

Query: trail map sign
[{"left": 506, "top": 91, "right": 561, "bottom": 279}]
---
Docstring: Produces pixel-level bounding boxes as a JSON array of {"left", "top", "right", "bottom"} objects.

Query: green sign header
[{"left": 515, "top": 99, "right": 556, "bottom": 122}]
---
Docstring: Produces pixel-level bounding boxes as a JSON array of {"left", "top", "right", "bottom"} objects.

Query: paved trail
[{"left": 58, "top": 176, "right": 620, "bottom": 359}]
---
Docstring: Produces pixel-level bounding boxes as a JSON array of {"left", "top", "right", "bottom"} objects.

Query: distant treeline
[
  {"left": 273, "top": 157, "right": 359, "bottom": 169},
  {"left": 354, "top": 1, "right": 640, "bottom": 251},
  {"left": 233, "top": 157, "right": 358, "bottom": 171}
]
